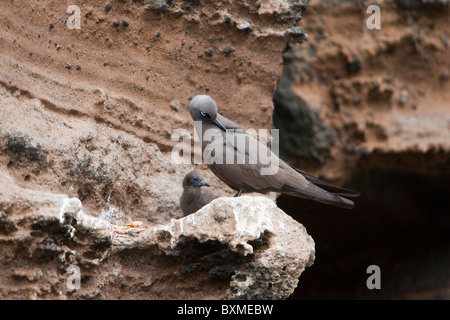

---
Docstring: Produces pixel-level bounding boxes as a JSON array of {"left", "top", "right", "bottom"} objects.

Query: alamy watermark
[
  {"left": 63, "top": 262, "right": 382, "bottom": 292},
  {"left": 66, "top": 5, "right": 81, "bottom": 30},
  {"left": 64, "top": 4, "right": 381, "bottom": 31},
  {"left": 366, "top": 5, "right": 381, "bottom": 30},
  {"left": 61, "top": 2, "right": 382, "bottom": 172},
  {"left": 66, "top": 264, "right": 81, "bottom": 291},
  {"left": 366, "top": 265, "right": 381, "bottom": 290}
]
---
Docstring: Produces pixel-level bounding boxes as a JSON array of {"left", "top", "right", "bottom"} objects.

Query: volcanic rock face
[
  {"left": 0, "top": 0, "right": 313, "bottom": 299},
  {"left": 274, "top": 0, "right": 450, "bottom": 299},
  {"left": 274, "top": 0, "right": 450, "bottom": 179},
  {"left": 0, "top": 0, "right": 310, "bottom": 223}
]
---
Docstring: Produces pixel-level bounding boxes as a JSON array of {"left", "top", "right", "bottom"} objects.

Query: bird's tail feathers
[
  {"left": 282, "top": 184, "right": 355, "bottom": 210},
  {"left": 289, "top": 166, "right": 360, "bottom": 198}
]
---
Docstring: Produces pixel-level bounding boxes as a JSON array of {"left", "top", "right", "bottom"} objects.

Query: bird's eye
[
  {"left": 200, "top": 111, "right": 209, "bottom": 117},
  {"left": 192, "top": 176, "right": 198, "bottom": 181}
]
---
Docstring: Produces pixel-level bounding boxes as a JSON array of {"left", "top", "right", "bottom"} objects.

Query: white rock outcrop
[{"left": 115, "top": 196, "right": 316, "bottom": 299}]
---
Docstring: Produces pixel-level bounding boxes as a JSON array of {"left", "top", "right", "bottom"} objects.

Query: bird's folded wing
[
  {"left": 205, "top": 132, "right": 356, "bottom": 209},
  {"left": 217, "top": 113, "right": 246, "bottom": 133},
  {"left": 204, "top": 133, "right": 283, "bottom": 190}
]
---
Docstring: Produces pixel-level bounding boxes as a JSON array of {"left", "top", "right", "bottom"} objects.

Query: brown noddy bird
[
  {"left": 189, "top": 95, "right": 360, "bottom": 209},
  {"left": 180, "top": 170, "right": 217, "bottom": 215}
]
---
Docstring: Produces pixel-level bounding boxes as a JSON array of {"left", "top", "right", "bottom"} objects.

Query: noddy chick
[
  {"left": 189, "top": 95, "right": 360, "bottom": 209},
  {"left": 180, "top": 170, "right": 217, "bottom": 216}
]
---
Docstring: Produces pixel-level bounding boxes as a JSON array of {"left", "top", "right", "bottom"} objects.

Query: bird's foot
[{"left": 234, "top": 189, "right": 243, "bottom": 197}]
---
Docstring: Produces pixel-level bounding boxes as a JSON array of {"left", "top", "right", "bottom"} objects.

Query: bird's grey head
[
  {"left": 182, "top": 170, "right": 211, "bottom": 188},
  {"left": 189, "top": 95, "right": 218, "bottom": 121},
  {"left": 189, "top": 95, "right": 226, "bottom": 131}
]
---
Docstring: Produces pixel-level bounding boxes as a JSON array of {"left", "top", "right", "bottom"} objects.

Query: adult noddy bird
[
  {"left": 189, "top": 95, "right": 359, "bottom": 209},
  {"left": 180, "top": 170, "right": 217, "bottom": 215}
]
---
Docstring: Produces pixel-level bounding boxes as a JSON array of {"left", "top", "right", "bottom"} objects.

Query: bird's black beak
[
  {"left": 211, "top": 118, "right": 227, "bottom": 132},
  {"left": 198, "top": 180, "right": 211, "bottom": 187},
  {"left": 201, "top": 111, "right": 227, "bottom": 132}
]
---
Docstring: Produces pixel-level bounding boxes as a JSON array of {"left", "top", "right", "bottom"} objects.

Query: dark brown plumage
[
  {"left": 180, "top": 170, "right": 216, "bottom": 215},
  {"left": 189, "top": 95, "right": 360, "bottom": 209}
]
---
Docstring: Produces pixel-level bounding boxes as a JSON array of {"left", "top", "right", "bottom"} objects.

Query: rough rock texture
[
  {"left": 0, "top": 169, "right": 314, "bottom": 300},
  {"left": 0, "top": 85, "right": 198, "bottom": 225},
  {"left": 114, "top": 196, "right": 315, "bottom": 300},
  {"left": 0, "top": 167, "right": 111, "bottom": 299},
  {"left": 0, "top": 0, "right": 312, "bottom": 299}
]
